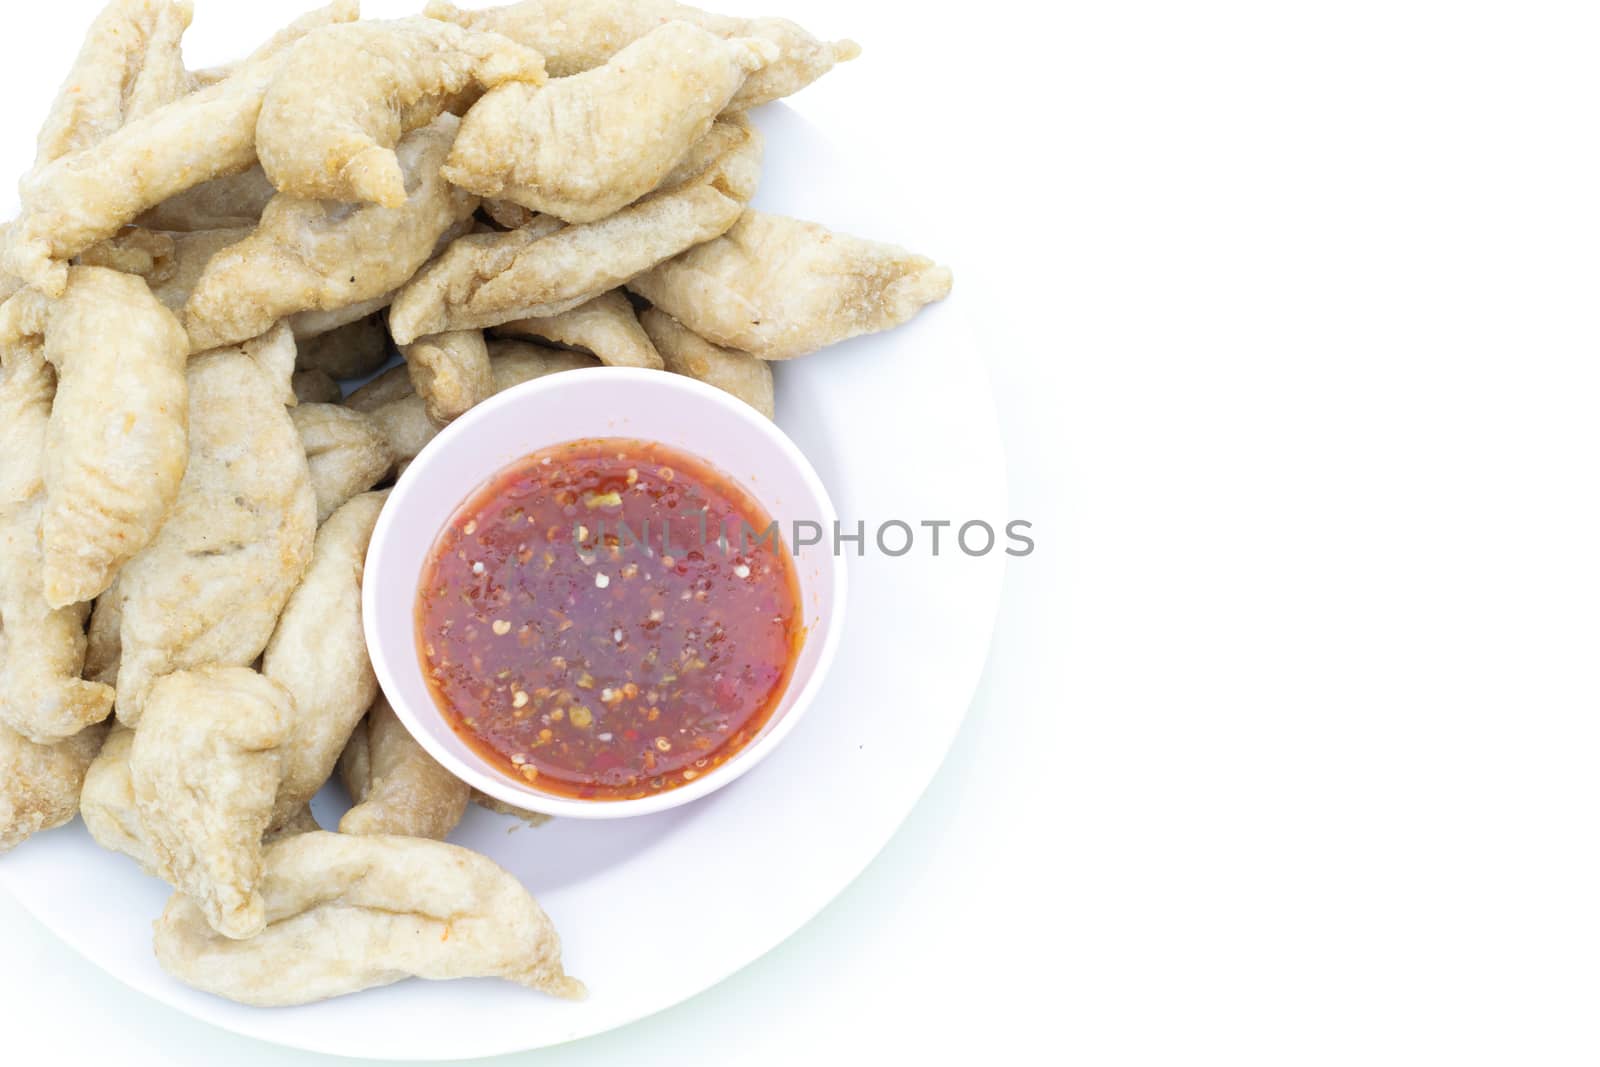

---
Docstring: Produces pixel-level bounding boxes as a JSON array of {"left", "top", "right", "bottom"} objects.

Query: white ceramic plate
[{"left": 0, "top": 108, "right": 1007, "bottom": 1059}]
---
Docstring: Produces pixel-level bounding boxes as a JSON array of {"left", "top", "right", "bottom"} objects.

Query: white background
[{"left": 2, "top": 0, "right": 1597, "bottom": 1064}]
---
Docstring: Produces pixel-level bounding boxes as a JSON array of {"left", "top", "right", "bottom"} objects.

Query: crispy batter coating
[
  {"left": 132, "top": 667, "right": 294, "bottom": 940},
  {"left": 31, "top": 1, "right": 196, "bottom": 171},
  {"left": 444, "top": 21, "right": 773, "bottom": 223},
  {"left": 79, "top": 724, "right": 153, "bottom": 868},
  {"left": 291, "top": 406, "right": 394, "bottom": 522},
  {"left": 639, "top": 307, "right": 773, "bottom": 418},
  {"left": 496, "top": 290, "right": 662, "bottom": 369},
  {"left": 183, "top": 116, "right": 478, "bottom": 352},
  {"left": 339, "top": 696, "right": 469, "bottom": 840},
  {"left": 239, "top": 322, "right": 300, "bottom": 409},
  {"left": 144, "top": 227, "right": 254, "bottom": 313},
  {"left": 93, "top": 347, "right": 316, "bottom": 725},
  {"left": 368, "top": 343, "right": 598, "bottom": 466},
  {"left": 76, "top": 226, "right": 177, "bottom": 281},
  {"left": 8, "top": 49, "right": 290, "bottom": 296},
  {"left": 0, "top": 341, "right": 114, "bottom": 743},
  {"left": 629, "top": 210, "right": 954, "bottom": 359},
  {"left": 137, "top": 166, "right": 278, "bottom": 233},
  {"left": 401, "top": 330, "right": 491, "bottom": 425},
  {"left": 154, "top": 831, "right": 584, "bottom": 1006},
  {"left": 295, "top": 313, "right": 391, "bottom": 380},
  {"left": 261, "top": 491, "right": 388, "bottom": 824},
  {"left": 389, "top": 117, "right": 760, "bottom": 344},
  {"left": 425, "top": 0, "right": 858, "bottom": 106},
  {"left": 292, "top": 369, "right": 343, "bottom": 406},
  {"left": 0, "top": 721, "right": 106, "bottom": 855},
  {"left": 256, "top": 18, "right": 546, "bottom": 208},
  {"left": 0, "top": 269, "right": 190, "bottom": 610}
]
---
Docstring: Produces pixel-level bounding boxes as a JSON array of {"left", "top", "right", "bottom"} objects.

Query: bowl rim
[{"left": 363, "top": 366, "right": 849, "bottom": 820}]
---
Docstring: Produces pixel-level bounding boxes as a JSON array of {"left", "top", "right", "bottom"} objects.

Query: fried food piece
[
  {"left": 292, "top": 369, "right": 343, "bottom": 406},
  {"left": 339, "top": 696, "right": 469, "bottom": 840},
  {"left": 137, "top": 166, "right": 278, "bottom": 233},
  {"left": 370, "top": 343, "right": 598, "bottom": 466},
  {"left": 425, "top": 0, "right": 857, "bottom": 106},
  {"left": 444, "top": 22, "right": 773, "bottom": 224},
  {"left": 183, "top": 117, "right": 477, "bottom": 352},
  {"left": 292, "top": 406, "right": 393, "bottom": 521},
  {"left": 154, "top": 831, "right": 584, "bottom": 1005},
  {"left": 496, "top": 290, "right": 662, "bottom": 369},
  {"left": 8, "top": 49, "right": 290, "bottom": 296},
  {"left": 261, "top": 491, "right": 387, "bottom": 824},
  {"left": 132, "top": 667, "right": 294, "bottom": 940},
  {"left": 288, "top": 292, "right": 397, "bottom": 343},
  {"left": 31, "top": 1, "right": 196, "bottom": 171},
  {"left": 267, "top": 805, "right": 321, "bottom": 841},
  {"left": 239, "top": 322, "right": 300, "bottom": 409},
  {"left": 481, "top": 199, "right": 537, "bottom": 230},
  {"left": 257, "top": 19, "right": 547, "bottom": 208},
  {"left": 76, "top": 226, "right": 177, "bottom": 280},
  {"left": 79, "top": 724, "right": 154, "bottom": 868},
  {"left": 144, "top": 227, "right": 255, "bottom": 313},
  {"left": 94, "top": 347, "right": 316, "bottom": 725},
  {"left": 0, "top": 269, "right": 190, "bottom": 609},
  {"left": 401, "top": 330, "right": 491, "bottom": 425},
  {"left": 295, "top": 314, "right": 391, "bottom": 381},
  {"left": 639, "top": 307, "right": 773, "bottom": 418},
  {"left": 343, "top": 363, "right": 416, "bottom": 413},
  {"left": 390, "top": 118, "right": 760, "bottom": 343},
  {"left": 0, "top": 721, "right": 106, "bottom": 855},
  {"left": 629, "top": 211, "right": 954, "bottom": 359},
  {"left": 0, "top": 342, "right": 114, "bottom": 743},
  {"left": 472, "top": 791, "right": 553, "bottom": 828}
]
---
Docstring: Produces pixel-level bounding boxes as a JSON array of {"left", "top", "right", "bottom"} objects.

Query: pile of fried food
[{"left": 0, "top": 0, "right": 951, "bottom": 1008}]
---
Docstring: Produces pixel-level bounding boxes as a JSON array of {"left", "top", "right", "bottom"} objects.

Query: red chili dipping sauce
[{"left": 418, "top": 438, "right": 803, "bottom": 800}]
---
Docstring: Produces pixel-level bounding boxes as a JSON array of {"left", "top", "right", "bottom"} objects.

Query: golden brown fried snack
[
  {"left": 629, "top": 211, "right": 954, "bottom": 359},
  {"left": 295, "top": 314, "right": 391, "bottom": 381},
  {"left": 444, "top": 22, "right": 773, "bottom": 223},
  {"left": 425, "top": 0, "right": 857, "bottom": 106},
  {"left": 132, "top": 667, "right": 295, "bottom": 940},
  {"left": 291, "top": 406, "right": 394, "bottom": 521},
  {"left": 8, "top": 48, "right": 290, "bottom": 296},
  {"left": 638, "top": 307, "right": 773, "bottom": 418},
  {"left": 389, "top": 117, "right": 760, "bottom": 344},
  {"left": 136, "top": 166, "right": 278, "bottom": 233},
  {"left": 339, "top": 696, "right": 469, "bottom": 840},
  {"left": 257, "top": 18, "right": 546, "bottom": 208},
  {"left": 154, "top": 831, "right": 584, "bottom": 1006},
  {"left": 369, "top": 343, "right": 599, "bottom": 466},
  {"left": 93, "top": 346, "right": 316, "bottom": 725},
  {"left": 142, "top": 227, "right": 255, "bottom": 313},
  {"left": 31, "top": 0, "right": 195, "bottom": 171},
  {"left": 261, "top": 491, "right": 388, "bottom": 825},
  {"left": 0, "top": 721, "right": 106, "bottom": 855},
  {"left": 183, "top": 116, "right": 478, "bottom": 352},
  {"left": 496, "top": 290, "right": 662, "bottom": 370},
  {"left": 239, "top": 322, "right": 300, "bottom": 409},
  {"left": 401, "top": 330, "right": 491, "bottom": 425},
  {"left": 79, "top": 724, "right": 153, "bottom": 868},
  {"left": 76, "top": 226, "right": 177, "bottom": 281},
  {"left": 292, "top": 369, "right": 343, "bottom": 406},
  {"left": 0, "top": 341, "right": 114, "bottom": 743},
  {"left": 0, "top": 269, "right": 190, "bottom": 610}
]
